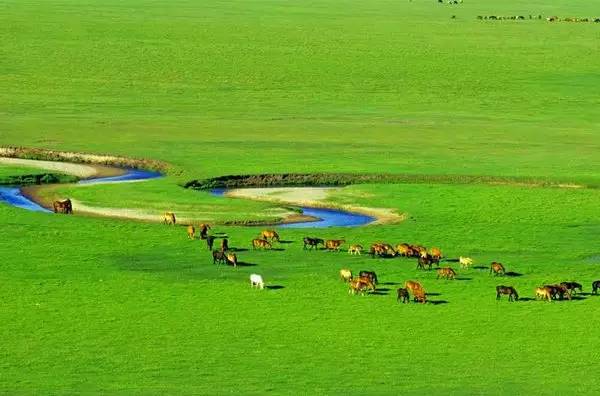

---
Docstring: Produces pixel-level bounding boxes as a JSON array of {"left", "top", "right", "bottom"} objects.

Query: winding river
[{"left": 0, "top": 165, "right": 375, "bottom": 227}]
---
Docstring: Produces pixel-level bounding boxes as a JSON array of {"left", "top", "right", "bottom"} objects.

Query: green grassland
[{"left": 1, "top": 0, "right": 600, "bottom": 394}]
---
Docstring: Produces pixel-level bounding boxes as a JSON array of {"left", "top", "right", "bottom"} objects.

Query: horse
[
  {"left": 359, "top": 270, "right": 378, "bottom": 285},
  {"left": 397, "top": 288, "right": 410, "bottom": 304},
  {"left": 226, "top": 252, "right": 237, "bottom": 267},
  {"left": 187, "top": 225, "right": 196, "bottom": 240},
  {"left": 417, "top": 255, "right": 433, "bottom": 271},
  {"left": 459, "top": 256, "right": 473, "bottom": 269},
  {"left": 303, "top": 237, "right": 324, "bottom": 250},
  {"left": 339, "top": 269, "right": 352, "bottom": 282},
  {"left": 260, "top": 230, "right": 280, "bottom": 242},
  {"left": 496, "top": 286, "right": 519, "bottom": 302},
  {"left": 212, "top": 250, "right": 227, "bottom": 265},
  {"left": 592, "top": 280, "right": 600, "bottom": 295},
  {"left": 560, "top": 281, "right": 582, "bottom": 295},
  {"left": 199, "top": 223, "right": 211, "bottom": 239},
  {"left": 347, "top": 244, "right": 363, "bottom": 255},
  {"left": 404, "top": 281, "right": 424, "bottom": 298},
  {"left": 252, "top": 239, "right": 272, "bottom": 250},
  {"left": 53, "top": 199, "right": 73, "bottom": 214},
  {"left": 206, "top": 235, "right": 216, "bottom": 250},
  {"left": 220, "top": 238, "right": 229, "bottom": 252},
  {"left": 490, "top": 262, "right": 505, "bottom": 276},
  {"left": 325, "top": 239, "right": 345, "bottom": 252},
  {"left": 437, "top": 267, "right": 456, "bottom": 280},
  {"left": 413, "top": 289, "right": 427, "bottom": 304},
  {"left": 535, "top": 287, "right": 552, "bottom": 302},
  {"left": 162, "top": 212, "right": 176, "bottom": 225}
]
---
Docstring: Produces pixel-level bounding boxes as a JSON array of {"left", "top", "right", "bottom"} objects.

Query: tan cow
[
  {"left": 252, "top": 239, "right": 272, "bottom": 250},
  {"left": 437, "top": 267, "right": 456, "bottom": 280},
  {"left": 347, "top": 244, "right": 363, "bottom": 255},
  {"left": 325, "top": 239, "right": 345, "bottom": 252},
  {"left": 340, "top": 269, "right": 353, "bottom": 282},
  {"left": 187, "top": 225, "right": 196, "bottom": 239},
  {"left": 260, "top": 230, "right": 280, "bottom": 242},
  {"left": 459, "top": 256, "right": 473, "bottom": 269}
]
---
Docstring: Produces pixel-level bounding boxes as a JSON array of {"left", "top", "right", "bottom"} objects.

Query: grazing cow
[
  {"left": 477, "top": 15, "right": 483, "bottom": 20},
  {"left": 496, "top": 286, "right": 519, "bottom": 302},
  {"left": 53, "top": 199, "right": 73, "bottom": 214},
  {"left": 260, "top": 230, "right": 280, "bottom": 242},
  {"left": 252, "top": 239, "right": 272, "bottom": 250},
  {"left": 397, "top": 288, "right": 410, "bottom": 304},
  {"left": 517, "top": 15, "right": 525, "bottom": 20},
  {"left": 199, "top": 223, "right": 211, "bottom": 240},
  {"left": 560, "top": 281, "right": 582, "bottom": 295},
  {"left": 220, "top": 238, "right": 229, "bottom": 252},
  {"left": 359, "top": 270, "right": 378, "bottom": 285},
  {"left": 325, "top": 239, "right": 345, "bottom": 252},
  {"left": 370, "top": 243, "right": 395, "bottom": 257},
  {"left": 212, "top": 250, "right": 227, "bottom": 265},
  {"left": 303, "top": 237, "right": 324, "bottom": 250},
  {"left": 489, "top": 15, "right": 498, "bottom": 20},
  {"left": 339, "top": 269, "right": 353, "bottom": 282},
  {"left": 535, "top": 287, "right": 553, "bottom": 302},
  {"left": 162, "top": 212, "right": 176, "bottom": 225},
  {"left": 348, "top": 244, "right": 363, "bottom": 255},
  {"left": 429, "top": 247, "right": 442, "bottom": 261},
  {"left": 187, "top": 225, "right": 196, "bottom": 240},
  {"left": 417, "top": 255, "right": 433, "bottom": 271},
  {"left": 437, "top": 267, "right": 456, "bottom": 280},
  {"left": 459, "top": 256, "right": 473, "bottom": 269},
  {"left": 594, "top": 18, "right": 600, "bottom": 23},
  {"left": 226, "top": 252, "right": 237, "bottom": 267},
  {"left": 206, "top": 235, "right": 216, "bottom": 250},
  {"left": 250, "top": 274, "right": 264, "bottom": 289},
  {"left": 490, "top": 262, "right": 505, "bottom": 276},
  {"left": 546, "top": 16, "right": 559, "bottom": 22},
  {"left": 592, "top": 280, "right": 600, "bottom": 294},
  {"left": 413, "top": 288, "right": 427, "bottom": 304},
  {"left": 404, "top": 280, "right": 424, "bottom": 297}
]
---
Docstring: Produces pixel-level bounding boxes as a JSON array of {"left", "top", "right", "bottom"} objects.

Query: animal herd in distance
[
  {"left": 172, "top": 214, "right": 600, "bottom": 305},
  {"left": 477, "top": 15, "right": 600, "bottom": 22}
]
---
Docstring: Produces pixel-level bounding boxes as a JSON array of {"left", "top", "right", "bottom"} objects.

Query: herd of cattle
[{"left": 175, "top": 217, "right": 600, "bottom": 305}]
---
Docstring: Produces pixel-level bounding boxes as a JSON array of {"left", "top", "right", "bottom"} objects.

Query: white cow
[{"left": 250, "top": 274, "right": 264, "bottom": 290}]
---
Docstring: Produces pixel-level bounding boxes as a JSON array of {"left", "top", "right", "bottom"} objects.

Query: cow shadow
[
  {"left": 444, "top": 258, "right": 460, "bottom": 262},
  {"left": 279, "top": 240, "right": 294, "bottom": 244},
  {"left": 569, "top": 296, "right": 586, "bottom": 301},
  {"left": 473, "top": 266, "right": 488, "bottom": 270},
  {"left": 505, "top": 271, "right": 523, "bottom": 277},
  {"left": 455, "top": 277, "right": 472, "bottom": 281},
  {"left": 376, "top": 288, "right": 391, "bottom": 292},
  {"left": 579, "top": 292, "right": 597, "bottom": 297},
  {"left": 229, "top": 247, "right": 249, "bottom": 252},
  {"left": 380, "top": 282, "right": 400, "bottom": 286},
  {"left": 426, "top": 292, "right": 442, "bottom": 296},
  {"left": 266, "top": 285, "right": 284, "bottom": 290}
]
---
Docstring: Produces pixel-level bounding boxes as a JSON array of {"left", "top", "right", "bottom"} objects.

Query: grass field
[{"left": 1, "top": 0, "right": 600, "bottom": 393}]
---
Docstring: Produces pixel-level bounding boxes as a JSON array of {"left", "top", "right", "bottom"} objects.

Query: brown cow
[
  {"left": 187, "top": 225, "right": 196, "bottom": 240},
  {"left": 417, "top": 255, "right": 433, "bottom": 271},
  {"left": 429, "top": 247, "right": 443, "bottom": 261},
  {"left": 496, "top": 285, "right": 518, "bottom": 301},
  {"left": 592, "top": 280, "right": 600, "bottom": 295},
  {"left": 413, "top": 288, "right": 427, "bottom": 304},
  {"left": 437, "top": 267, "right": 456, "bottom": 280},
  {"left": 348, "top": 278, "right": 374, "bottom": 295},
  {"left": 162, "top": 212, "right": 176, "bottom": 225},
  {"left": 252, "top": 239, "right": 272, "bottom": 250},
  {"left": 396, "top": 243, "right": 411, "bottom": 257},
  {"left": 490, "top": 262, "right": 505, "bottom": 276},
  {"left": 260, "top": 230, "right": 280, "bottom": 242},
  {"left": 405, "top": 280, "right": 424, "bottom": 296},
  {"left": 220, "top": 238, "right": 229, "bottom": 252},
  {"left": 325, "top": 239, "right": 345, "bottom": 252},
  {"left": 53, "top": 199, "right": 73, "bottom": 214}
]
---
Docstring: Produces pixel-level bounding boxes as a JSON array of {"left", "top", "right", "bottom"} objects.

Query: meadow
[{"left": 1, "top": 0, "right": 600, "bottom": 394}]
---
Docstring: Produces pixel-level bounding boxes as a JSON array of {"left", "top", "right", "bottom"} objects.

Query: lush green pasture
[
  {"left": 2, "top": 0, "right": 600, "bottom": 393},
  {"left": 1, "top": 183, "right": 599, "bottom": 394}
]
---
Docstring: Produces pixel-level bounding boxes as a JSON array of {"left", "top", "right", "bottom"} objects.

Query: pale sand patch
[
  {"left": 225, "top": 187, "right": 404, "bottom": 225},
  {"left": 0, "top": 157, "right": 123, "bottom": 178}
]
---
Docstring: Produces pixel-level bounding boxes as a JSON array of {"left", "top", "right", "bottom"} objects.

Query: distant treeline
[
  {"left": 0, "top": 173, "right": 78, "bottom": 186},
  {"left": 184, "top": 173, "right": 594, "bottom": 190}
]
